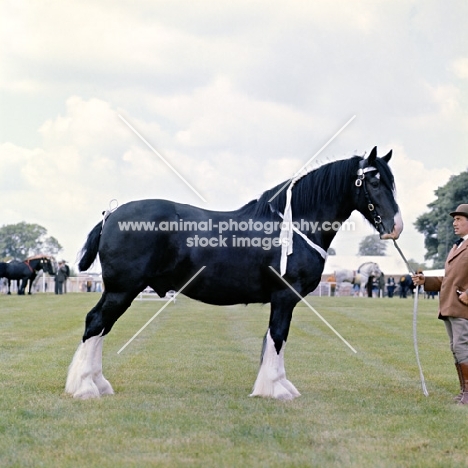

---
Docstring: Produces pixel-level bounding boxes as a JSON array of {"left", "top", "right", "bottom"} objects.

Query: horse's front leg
[
  {"left": 250, "top": 292, "right": 301, "bottom": 400},
  {"left": 27, "top": 275, "right": 35, "bottom": 294}
]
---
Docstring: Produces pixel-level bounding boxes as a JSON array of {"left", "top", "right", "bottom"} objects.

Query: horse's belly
[
  {"left": 182, "top": 274, "right": 270, "bottom": 306},
  {"left": 185, "top": 289, "right": 269, "bottom": 306}
]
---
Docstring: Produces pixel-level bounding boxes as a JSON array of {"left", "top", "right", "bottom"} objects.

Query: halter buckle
[
  {"left": 374, "top": 215, "right": 382, "bottom": 225},
  {"left": 368, "top": 203, "right": 374, "bottom": 211},
  {"left": 355, "top": 178, "right": 362, "bottom": 187}
]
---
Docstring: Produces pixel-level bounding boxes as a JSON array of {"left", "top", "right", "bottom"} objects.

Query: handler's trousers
[{"left": 444, "top": 317, "right": 468, "bottom": 364}]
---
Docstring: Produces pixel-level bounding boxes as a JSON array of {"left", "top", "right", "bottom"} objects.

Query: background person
[
  {"left": 387, "top": 276, "right": 396, "bottom": 298},
  {"left": 55, "top": 261, "right": 67, "bottom": 294},
  {"left": 413, "top": 204, "right": 468, "bottom": 404},
  {"left": 366, "top": 275, "right": 374, "bottom": 298},
  {"left": 62, "top": 260, "right": 70, "bottom": 293}
]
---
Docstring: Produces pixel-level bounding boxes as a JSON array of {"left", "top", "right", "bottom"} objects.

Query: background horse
[
  {"left": 0, "top": 255, "right": 55, "bottom": 294},
  {"left": 66, "top": 147, "right": 403, "bottom": 400},
  {"left": 334, "top": 262, "right": 382, "bottom": 296},
  {"left": 334, "top": 268, "right": 358, "bottom": 296}
]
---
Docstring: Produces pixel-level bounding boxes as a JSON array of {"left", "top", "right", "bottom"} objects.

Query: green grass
[{"left": 1, "top": 293, "right": 468, "bottom": 467}]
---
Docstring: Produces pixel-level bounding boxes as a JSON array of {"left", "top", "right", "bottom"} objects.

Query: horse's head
[
  {"left": 354, "top": 147, "right": 403, "bottom": 240},
  {"left": 369, "top": 262, "right": 382, "bottom": 277},
  {"left": 42, "top": 257, "right": 56, "bottom": 275},
  {"left": 34, "top": 256, "right": 56, "bottom": 275}
]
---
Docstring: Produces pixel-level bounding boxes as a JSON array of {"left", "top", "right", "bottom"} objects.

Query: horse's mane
[
  {"left": 238, "top": 155, "right": 395, "bottom": 218},
  {"left": 358, "top": 261, "right": 377, "bottom": 269}
]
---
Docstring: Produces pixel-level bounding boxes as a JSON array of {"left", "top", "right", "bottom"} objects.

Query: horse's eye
[{"left": 370, "top": 179, "right": 379, "bottom": 188}]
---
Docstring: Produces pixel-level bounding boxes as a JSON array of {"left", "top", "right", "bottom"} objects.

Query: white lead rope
[{"left": 393, "top": 240, "right": 429, "bottom": 396}]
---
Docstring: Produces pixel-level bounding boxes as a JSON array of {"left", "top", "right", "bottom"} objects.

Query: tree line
[{"left": 0, "top": 222, "right": 62, "bottom": 261}]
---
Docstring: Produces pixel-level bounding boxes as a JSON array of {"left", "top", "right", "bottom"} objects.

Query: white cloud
[{"left": 452, "top": 57, "right": 468, "bottom": 79}]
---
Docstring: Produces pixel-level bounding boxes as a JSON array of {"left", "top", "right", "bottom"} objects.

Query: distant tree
[
  {"left": 0, "top": 222, "right": 62, "bottom": 260},
  {"left": 358, "top": 234, "right": 387, "bottom": 256},
  {"left": 42, "top": 235, "right": 62, "bottom": 256},
  {"left": 407, "top": 258, "right": 428, "bottom": 273},
  {"left": 414, "top": 170, "right": 468, "bottom": 268}
]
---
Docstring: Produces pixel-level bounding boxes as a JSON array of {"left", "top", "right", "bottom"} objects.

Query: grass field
[{"left": 1, "top": 292, "right": 468, "bottom": 467}]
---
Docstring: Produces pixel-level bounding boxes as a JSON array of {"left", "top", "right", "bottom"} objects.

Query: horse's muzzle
[{"left": 381, "top": 211, "right": 403, "bottom": 240}]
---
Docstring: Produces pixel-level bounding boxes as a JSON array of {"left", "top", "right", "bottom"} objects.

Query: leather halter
[{"left": 355, "top": 160, "right": 385, "bottom": 235}]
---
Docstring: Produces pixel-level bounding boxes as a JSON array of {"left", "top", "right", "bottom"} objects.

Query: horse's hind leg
[
  {"left": 65, "top": 290, "right": 138, "bottom": 399},
  {"left": 66, "top": 330, "right": 110, "bottom": 399}
]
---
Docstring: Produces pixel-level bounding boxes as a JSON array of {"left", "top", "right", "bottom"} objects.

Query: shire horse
[
  {"left": 335, "top": 262, "right": 382, "bottom": 296},
  {"left": 0, "top": 255, "right": 55, "bottom": 295},
  {"left": 66, "top": 147, "right": 403, "bottom": 400}
]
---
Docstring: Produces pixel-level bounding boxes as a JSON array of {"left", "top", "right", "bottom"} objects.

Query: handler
[{"left": 413, "top": 204, "right": 468, "bottom": 403}]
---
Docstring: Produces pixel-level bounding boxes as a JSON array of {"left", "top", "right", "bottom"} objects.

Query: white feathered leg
[
  {"left": 250, "top": 329, "right": 301, "bottom": 400},
  {"left": 65, "top": 333, "right": 114, "bottom": 399},
  {"left": 92, "top": 335, "right": 114, "bottom": 396}
]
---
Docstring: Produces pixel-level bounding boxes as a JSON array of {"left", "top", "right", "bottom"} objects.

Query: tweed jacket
[{"left": 425, "top": 240, "right": 468, "bottom": 319}]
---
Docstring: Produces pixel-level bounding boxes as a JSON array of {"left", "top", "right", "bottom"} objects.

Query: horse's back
[{"left": 4, "top": 261, "right": 26, "bottom": 279}]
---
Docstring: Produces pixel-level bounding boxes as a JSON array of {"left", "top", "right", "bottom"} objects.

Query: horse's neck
[
  {"left": 27, "top": 260, "right": 40, "bottom": 271},
  {"left": 302, "top": 205, "right": 354, "bottom": 251},
  {"left": 294, "top": 184, "right": 354, "bottom": 251},
  {"left": 360, "top": 263, "right": 376, "bottom": 275},
  {"left": 359, "top": 264, "right": 370, "bottom": 274}
]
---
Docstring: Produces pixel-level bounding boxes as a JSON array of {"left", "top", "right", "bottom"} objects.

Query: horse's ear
[
  {"left": 367, "top": 146, "right": 377, "bottom": 164},
  {"left": 382, "top": 149, "right": 392, "bottom": 163}
]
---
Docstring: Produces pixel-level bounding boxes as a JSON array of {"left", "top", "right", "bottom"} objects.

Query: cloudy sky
[{"left": 1, "top": 0, "right": 467, "bottom": 270}]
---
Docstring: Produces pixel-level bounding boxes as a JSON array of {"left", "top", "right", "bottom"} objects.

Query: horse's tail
[{"left": 78, "top": 222, "right": 102, "bottom": 271}]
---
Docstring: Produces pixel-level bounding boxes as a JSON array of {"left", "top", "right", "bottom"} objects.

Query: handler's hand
[
  {"left": 412, "top": 273, "right": 425, "bottom": 286},
  {"left": 459, "top": 291, "right": 468, "bottom": 306}
]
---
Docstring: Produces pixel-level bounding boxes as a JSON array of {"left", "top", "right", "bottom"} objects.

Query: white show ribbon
[
  {"left": 278, "top": 209, "right": 327, "bottom": 276},
  {"left": 277, "top": 171, "right": 327, "bottom": 276},
  {"left": 279, "top": 183, "right": 295, "bottom": 275}
]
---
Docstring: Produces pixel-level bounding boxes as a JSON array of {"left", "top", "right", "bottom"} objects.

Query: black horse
[
  {"left": 0, "top": 255, "right": 56, "bottom": 295},
  {"left": 66, "top": 147, "right": 403, "bottom": 400}
]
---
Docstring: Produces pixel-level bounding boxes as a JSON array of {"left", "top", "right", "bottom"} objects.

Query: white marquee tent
[
  {"left": 323, "top": 255, "right": 443, "bottom": 278},
  {"left": 323, "top": 255, "right": 409, "bottom": 277}
]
